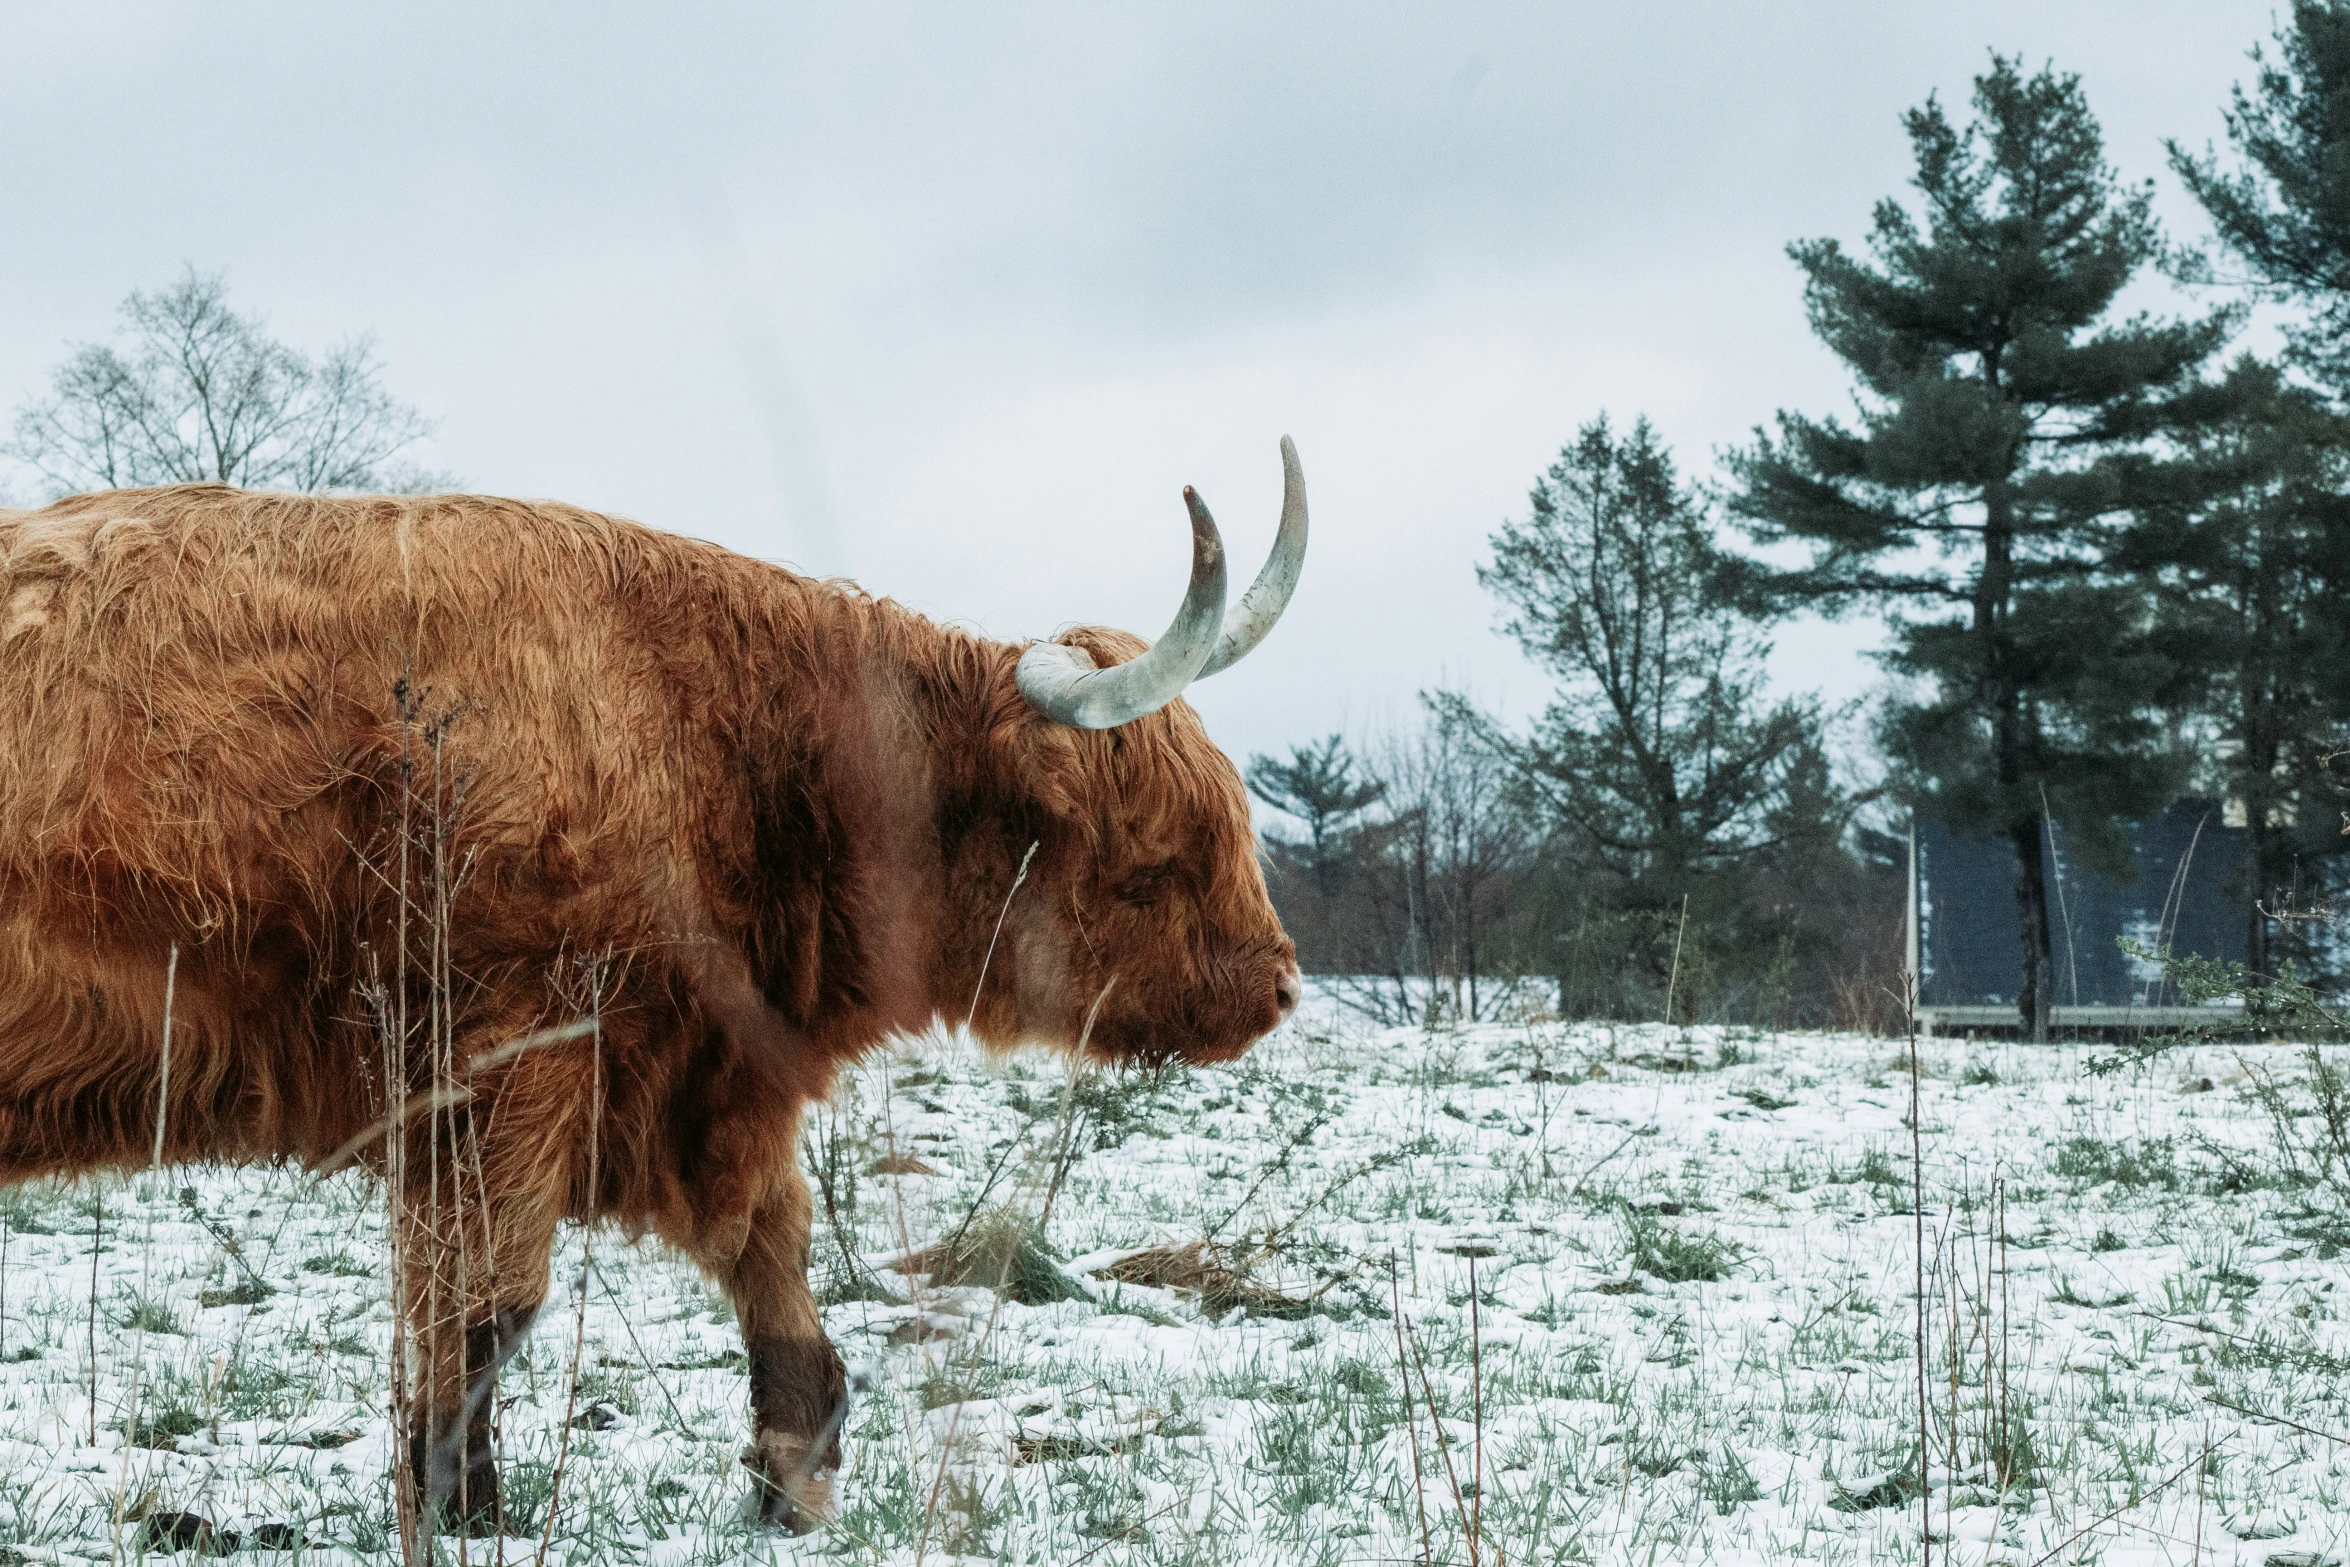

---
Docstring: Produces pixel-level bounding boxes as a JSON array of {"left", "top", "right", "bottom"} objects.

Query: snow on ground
[{"left": 1, "top": 996, "right": 2347, "bottom": 1563}]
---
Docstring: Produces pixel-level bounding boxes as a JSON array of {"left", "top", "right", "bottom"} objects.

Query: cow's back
[{"left": 0, "top": 485, "right": 754, "bottom": 1172}]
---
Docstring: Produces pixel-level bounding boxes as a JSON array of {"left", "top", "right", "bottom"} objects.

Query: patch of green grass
[
  {"left": 496, "top": 1456, "right": 556, "bottom": 1533},
  {"left": 0, "top": 1187, "right": 60, "bottom": 1236},
  {"left": 2050, "top": 1276, "right": 2134, "bottom": 1309},
  {"left": 124, "top": 1375, "right": 206, "bottom": 1450},
  {"left": 198, "top": 1276, "right": 275, "bottom": 1307},
  {"left": 216, "top": 1350, "right": 305, "bottom": 1421},
  {"left": 1828, "top": 1144, "right": 1909, "bottom": 1189},
  {"left": 1701, "top": 1446, "right": 1764, "bottom": 1513},
  {"left": 1622, "top": 1206, "right": 1745, "bottom": 1283},
  {"left": 2053, "top": 1133, "right": 2178, "bottom": 1191},
  {"left": 1828, "top": 1460, "right": 1922, "bottom": 1513},
  {"left": 115, "top": 1294, "right": 182, "bottom": 1336}
]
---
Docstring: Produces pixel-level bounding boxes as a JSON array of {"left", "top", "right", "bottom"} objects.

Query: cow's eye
[{"left": 1114, "top": 861, "right": 1177, "bottom": 904}]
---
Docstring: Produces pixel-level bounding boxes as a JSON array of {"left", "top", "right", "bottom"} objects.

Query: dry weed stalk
[
  {"left": 110, "top": 945, "right": 181, "bottom": 1560},
  {"left": 1468, "top": 1253, "right": 1485, "bottom": 1562},
  {"left": 1904, "top": 969, "right": 1929, "bottom": 1565},
  {"left": 1389, "top": 1256, "right": 1435, "bottom": 1565},
  {"left": 533, "top": 959, "right": 605, "bottom": 1567},
  {"left": 85, "top": 1184, "right": 101, "bottom": 1448},
  {"left": 354, "top": 683, "right": 511, "bottom": 1562},
  {"left": 909, "top": 844, "right": 1045, "bottom": 1567},
  {"left": 1397, "top": 1275, "right": 1477, "bottom": 1563}
]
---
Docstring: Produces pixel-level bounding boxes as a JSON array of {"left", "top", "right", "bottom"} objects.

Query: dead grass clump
[
  {"left": 1092, "top": 1241, "right": 1313, "bottom": 1320},
  {"left": 909, "top": 1209, "right": 1091, "bottom": 1306}
]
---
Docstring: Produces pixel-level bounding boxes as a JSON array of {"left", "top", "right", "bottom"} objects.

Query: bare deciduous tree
[{"left": 8, "top": 267, "right": 448, "bottom": 497}]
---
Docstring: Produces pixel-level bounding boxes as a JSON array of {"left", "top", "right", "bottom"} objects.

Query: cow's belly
[{"left": 0, "top": 903, "right": 376, "bottom": 1178}]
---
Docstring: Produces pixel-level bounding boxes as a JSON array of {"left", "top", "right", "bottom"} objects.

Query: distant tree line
[{"left": 1253, "top": 13, "right": 2350, "bottom": 1037}]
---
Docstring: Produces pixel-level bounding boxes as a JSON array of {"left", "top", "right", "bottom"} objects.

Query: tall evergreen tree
[
  {"left": 1468, "top": 415, "right": 1837, "bottom": 1003},
  {"left": 1728, "top": 58, "right": 2240, "bottom": 1038},
  {"left": 2171, "top": 1, "right": 2350, "bottom": 397},
  {"left": 2124, "top": 358, "right": 2350, "bottom": 979}
]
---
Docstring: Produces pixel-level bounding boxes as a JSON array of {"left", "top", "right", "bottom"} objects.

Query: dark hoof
[
  {"left": 248, "top": 1522, "right": 305, "bottom": 1551},
  {"left": 140, "top": 1512, "right": 222, "bottom": 1552},
  {"left": 741, "top": 1435, "right": 836, "bottom": 1534},
  {"left": 428, "top": 1469, "right": 506, "bottom": 1536},
  {"left": 409, "top": 1427, "right": 504, "bottom": 1536}
]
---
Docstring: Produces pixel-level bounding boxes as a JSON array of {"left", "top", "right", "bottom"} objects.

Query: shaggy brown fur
[{"left": 0, "top": 483, "right": 1297, "bottom": 1530}]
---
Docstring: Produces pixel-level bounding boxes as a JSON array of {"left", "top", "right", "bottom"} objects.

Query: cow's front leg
[{"left": 700, "top": 1170, "right": 847, "bottom": 1532}]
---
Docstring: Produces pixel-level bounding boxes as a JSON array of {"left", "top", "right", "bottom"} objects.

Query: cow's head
[{"left": 971, "top": 439, "right": 1308, "bottom": 1066}]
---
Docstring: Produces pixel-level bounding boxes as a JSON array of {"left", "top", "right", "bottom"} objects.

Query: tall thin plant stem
[
  {"left": 1663, "top": 893, "right": 1691, "bottom": 1027},
  {"left": 153, "top": 947, "right": 177, "bottom": 1169},
  {"left": 535, "top": 963, "right": 605, "bottom": 1567},
  {"left": 965, "top": 841, "right": 1038, "bottom": 1030},
  {"left": 86, "top": 1186, "right": 100, "bottom": 1448},
  {"left": 114, "top": 945, "right": 182, "bottom": 1558},
  {"left": 1906, "top": 969, "right": 1929, "bottom": 1565},
  {"left": 1469, "top": 1253, "right": 1484, "bottom": 1564},
  {"left": 1390, "top": 1256, "right": 1434, "bottom": 1566}
]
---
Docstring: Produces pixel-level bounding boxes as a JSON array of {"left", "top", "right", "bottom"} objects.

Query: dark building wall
[{"left": 1915, "top": 802, "right": 2247, "bottom": 1008}]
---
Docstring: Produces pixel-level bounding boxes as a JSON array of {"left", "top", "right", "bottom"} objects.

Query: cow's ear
[{"left": 1002, "top": 712, "right": 1089, "bottom": 824}]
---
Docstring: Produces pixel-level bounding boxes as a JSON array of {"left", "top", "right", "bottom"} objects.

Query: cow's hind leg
[
  {"left": 686, "top": 1169, "right": 846, "bottom": 1532},
  {"left": 397, "top": 1165, "right": 560, "bottom": 1535}
]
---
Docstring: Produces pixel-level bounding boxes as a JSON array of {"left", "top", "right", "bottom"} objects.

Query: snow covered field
[{"left": 1, "top": 1000, "right": 2347, "bottom": 1564}]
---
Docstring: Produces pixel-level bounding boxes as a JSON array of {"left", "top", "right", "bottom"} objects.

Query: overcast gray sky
[{"left": 0, "top": 2, "right": 2285, "bottom": 766}]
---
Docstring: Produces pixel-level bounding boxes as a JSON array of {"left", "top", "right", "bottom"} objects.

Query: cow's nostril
[{"left": 1274, "top": 968, "right": 1302, "bottom": 1018}]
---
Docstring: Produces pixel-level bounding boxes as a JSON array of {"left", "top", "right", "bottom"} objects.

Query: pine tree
[
  {"left": 1468, "top": 414, "right": 1837, "bottom": 1006},
  {"left": 1246, "top": 735, "right": 1385, "bottom": 898},
  {"left": 2171, "top": 1, "right": 2350, "bottom": 396},
  {"left": 1245, "top": 735, "right": 1390, "bottom": 975},
  {"left": 1728, "top": 58, "right": 2240, "bottom": 1038},
  {"left": 2124, "top": 358, "right": 2350, "bottom": 979}
]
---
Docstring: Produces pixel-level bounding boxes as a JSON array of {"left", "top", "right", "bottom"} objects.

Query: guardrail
[{"left": 1917, "top": 1004, "right": 2244, "bottom": 1039}]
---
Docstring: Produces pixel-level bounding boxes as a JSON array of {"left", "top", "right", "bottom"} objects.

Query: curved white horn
[
  {"left": 1197, "top": 435, "right": 1307, "bottom": 678},
  {"left": 1015, "top": 486, "right": 1229, "bottom": 729}
]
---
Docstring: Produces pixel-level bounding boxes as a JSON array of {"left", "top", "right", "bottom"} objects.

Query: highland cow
[{"left": 0, "top": 440, "right": 1308, "bottom": 1531}]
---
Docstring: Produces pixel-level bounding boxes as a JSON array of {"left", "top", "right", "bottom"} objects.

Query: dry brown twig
[
  {"left": 1389, "top": 1256, "right": 1434, "bottom": 1566},
  {"left": 2023, "top": 1443, "right": 2216, "bottom": 1567}
]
